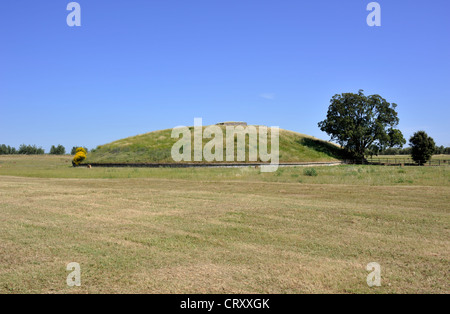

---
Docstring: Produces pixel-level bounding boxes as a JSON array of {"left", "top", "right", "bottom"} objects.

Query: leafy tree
[
  {"left": 318, "top": 90, "right": 406, "bottom": 159},
  {"left": 58, "top": 145, "right": 66, "bottom": 155},
  {"left": 409, "top": 131, "right": 436, "bottom": 165},
  {"left": 1, "top": 145, "right": 24, "bottom": 155},
  {"left": 18, "top": 144, "right": 45, "bottom": 155},
  {"left": 50, "top": 145, "right": 66, "bottom": 155},
  {"left": 435, "top": 145, "right": 445, "bottom": 154},
  {"left": 1, "top": 145, "right": 14, "bottom": 155}
]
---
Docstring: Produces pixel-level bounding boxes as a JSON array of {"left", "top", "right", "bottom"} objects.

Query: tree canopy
[
  {"left": 49, "top": 145, "right": 66, "bottom": 155},
  {"left": 17, "top": 144, "right": 45, "bottom": 155},
  {"left": 0, "top": 145, "right": 17, "bottom": 155},
  {"left": 409, "top": 131, "right": 436, "bottom": 165},
  {"left": 318, "top": 90, "right": 406, "bottom": 159}
]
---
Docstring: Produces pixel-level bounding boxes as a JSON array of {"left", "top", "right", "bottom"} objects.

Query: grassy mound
[{"left": 87, "top": 126, "right": 343, "bottom": 163}]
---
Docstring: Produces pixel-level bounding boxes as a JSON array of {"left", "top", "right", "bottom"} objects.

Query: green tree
[
  {"left": 18, "top": 144, "right": 45, "bottom": 155},
  {"left": 435, "top": 145, "right": 445, "bottom": 154},
  {"left": 409, "top": 131, "right": 436, "bottom": 165},
  {"left": 2, "top": 145, "right": 15, "bottom": 154},
  {"left": 318, "top": 90, "right": 406, "bottom": 159},
  {"left": 50, "top": 145, "right": 66, "bottom": 155}
]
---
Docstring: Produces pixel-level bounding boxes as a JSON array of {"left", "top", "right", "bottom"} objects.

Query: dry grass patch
[{"left": 0, "top": 174, "right": 448, "bottom": 294}]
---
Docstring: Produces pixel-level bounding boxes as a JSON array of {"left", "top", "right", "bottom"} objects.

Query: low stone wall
[
  {"left": 77, "top": 161, "right": 344, "bottom": 168},
  {"left": 216, "top": 122, "right": 248, "bottom": 126}
]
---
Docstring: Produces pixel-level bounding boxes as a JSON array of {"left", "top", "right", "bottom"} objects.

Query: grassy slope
[
  {"left": 87, "top": 127, "right": 343, "bottom": 163},
  {"left": 0, "top": 156, "right": 449, "bottom": 294}
]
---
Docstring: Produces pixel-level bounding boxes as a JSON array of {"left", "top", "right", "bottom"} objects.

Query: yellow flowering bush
[
  {"left": 72, "top": 148, "right": 87, "bottom": 166},
  {"left": 76, "top": 147, "right": 87, "bottom": 155}
]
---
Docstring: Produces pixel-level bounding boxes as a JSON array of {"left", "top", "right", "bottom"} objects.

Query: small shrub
[
  {"left": 303, "top": 168, "right": 318, "bottom": 177},
  {"left": 72, "top": 147, "right": 87, "bottom": 166}
]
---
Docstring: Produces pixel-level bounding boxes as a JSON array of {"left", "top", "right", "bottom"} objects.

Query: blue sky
[{"left": 1, "top": 0, "right": 449, "bottom": 151}]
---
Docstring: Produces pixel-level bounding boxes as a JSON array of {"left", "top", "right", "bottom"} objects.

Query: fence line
[{"left": 348, "top": 158, "right": 450, "bottom": 166}]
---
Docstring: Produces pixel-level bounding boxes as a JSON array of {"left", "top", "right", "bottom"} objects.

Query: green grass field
[{"left": 0, "top": 155, "right": 449, "bottom": 294}]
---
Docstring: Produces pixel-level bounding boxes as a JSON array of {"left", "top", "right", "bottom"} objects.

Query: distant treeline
[
  {"left": 380, "top": 146, "right": 450, "bottom": 155},
  {"left": 0, "top": 144, "right": 89, "bottom": 155},
  {"left": 0, "top": 144, "right": 45, "bottom": 155}
]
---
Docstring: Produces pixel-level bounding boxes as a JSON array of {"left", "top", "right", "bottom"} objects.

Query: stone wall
[{"left": 216, "top": 122, "right": 248, "bottom": 126}]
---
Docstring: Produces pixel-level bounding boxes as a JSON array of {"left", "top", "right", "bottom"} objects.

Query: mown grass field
[{"left": 0, "top": 155, "right": 449, "bottom": 294}]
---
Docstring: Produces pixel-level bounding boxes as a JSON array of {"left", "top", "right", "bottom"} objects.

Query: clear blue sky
[{"left": 1, "top": 0, "right": 449, "bottom": 151}]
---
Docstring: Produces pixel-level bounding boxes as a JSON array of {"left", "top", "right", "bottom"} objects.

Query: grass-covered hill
[{"left": 87, "top": 126, "right": 343, "bottom": 163}]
